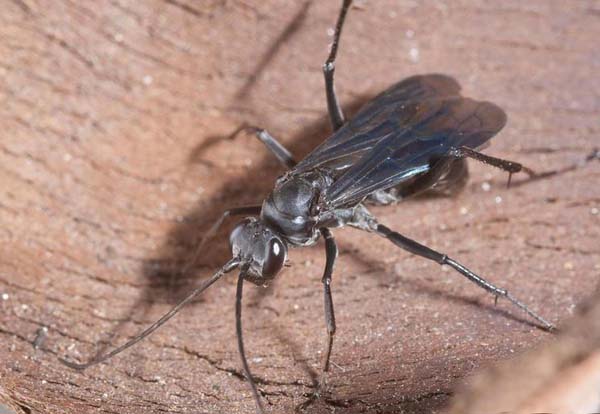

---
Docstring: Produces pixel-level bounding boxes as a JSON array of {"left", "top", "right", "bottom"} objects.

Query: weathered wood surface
[
  {"left": 448, "top": 286, "right": 600, "bottom": 413},
  {"left": 1, "top": 1, "right": 599, "bottom": 413}
]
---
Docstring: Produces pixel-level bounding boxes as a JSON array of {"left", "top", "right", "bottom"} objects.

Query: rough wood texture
[
  {"left": 1, "top": 1, "right": 598, "bottom": 413},
  {"left": 447, "top": 287, "right": 600, "bottom": 413}
]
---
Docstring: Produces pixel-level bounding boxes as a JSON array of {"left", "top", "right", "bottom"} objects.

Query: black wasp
[{"left": 61, "top": 1, "right": 557, "bottom": 412}]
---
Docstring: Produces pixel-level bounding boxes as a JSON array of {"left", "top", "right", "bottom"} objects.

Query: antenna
[{"left": 60, "top": 259, "right": 240, "bottom": 369}]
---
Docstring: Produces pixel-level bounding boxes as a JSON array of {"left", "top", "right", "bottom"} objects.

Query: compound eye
[{"left": 262, "top": 238, "right": 286, "bottom": 278}]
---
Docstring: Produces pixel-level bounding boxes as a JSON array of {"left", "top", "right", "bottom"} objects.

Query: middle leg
[{"left": 297, "top": 228, "right": 338, "bottom": 411}]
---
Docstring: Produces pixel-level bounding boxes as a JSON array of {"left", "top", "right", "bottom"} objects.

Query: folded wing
[
  {"left": 294, "top": 74, "right": 463, "bottom": 173},
  {"left": 291, "top": 74, "right": 506, "bottom": 208},
  {"left": 323, "top": 97, "right": 506, "bottom": 207}
]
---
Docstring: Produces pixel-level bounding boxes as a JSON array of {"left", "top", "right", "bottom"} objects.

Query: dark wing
[
  {"left": 322, "top": 96, "right": 506, "bottom": 208},
  {"left": 293, "top": 74, "right": 463, "bottom": 173}
]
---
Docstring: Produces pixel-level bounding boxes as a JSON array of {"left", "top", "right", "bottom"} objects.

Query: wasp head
[{"left": 229, "top": 218, "right": 288, "bottom": 286}]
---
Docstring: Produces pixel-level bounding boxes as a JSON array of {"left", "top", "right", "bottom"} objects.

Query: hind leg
[{"left": 450, "top": 146, "right": 533, "bottom": 187}]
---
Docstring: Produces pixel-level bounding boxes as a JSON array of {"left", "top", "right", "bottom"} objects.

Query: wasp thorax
[{"left": 229, "top": 218, "right": 288, "bottom": 285}]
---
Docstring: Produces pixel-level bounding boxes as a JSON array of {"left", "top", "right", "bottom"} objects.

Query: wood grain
[{"left": 1, "top": 1, "right": 599, "bottom": 413}]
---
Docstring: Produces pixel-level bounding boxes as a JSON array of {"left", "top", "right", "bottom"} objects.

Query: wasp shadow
[
  {"left": 143, "top": 96, "right": 372, "bottom": 304},
  {"left": 75, "top": 0, "right": 316, "bottom": 363}
]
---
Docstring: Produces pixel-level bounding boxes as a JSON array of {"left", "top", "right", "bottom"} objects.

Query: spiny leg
[
  {"left": 452, "top": 146, "right": 599, "bottom": 187},
  {"left": 181, "top": 205, "right": 262, "bottom": 276},
  {"left": 228, "top": 124, "right": 297, "bottom": 169},
  {"left": 323, "top": 0, "right": 352, "bottom": 131},
  {"left": 373, "top": 223, "right": 555, "bottom": 331},
  {"left": 236, "top": 270, "right": 265, "bottom": 414},
  {"left": 450, "top": 146, "right": 534, "bottom": 187}
]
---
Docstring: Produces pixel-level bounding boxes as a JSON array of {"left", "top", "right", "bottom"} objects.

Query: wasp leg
[
  {"left": 228, "top": 125, "right": 297, "bottom": 169},
  {"left": 319, "top": 228, "right": 338, "bottom": 388},
  {"left": 296, "top": 228, "right": 338, "bottom": 411},
  {"left": 450, "top": 146, "right": 534, "bottom": 187},
  {"left": 323, "top": 0, "right": 352, "bottom": 131},
  {"left": 373, "top": 223, "right": 555, "bottom": 331}
]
